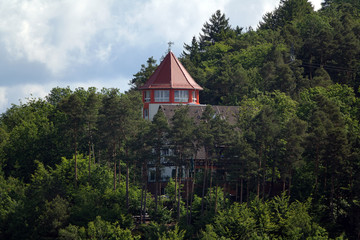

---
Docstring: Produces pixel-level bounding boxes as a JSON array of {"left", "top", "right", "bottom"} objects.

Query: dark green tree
[
  {"left": 149, "top": 110, "right": 169, "bottom": 213},
  {"left": 130, "top": 57, "right": 158, "bottom": 90},
  {"left": 59, "top": 93, "right": 85, "bottom": 186},
  {"left": 259, "top": 0, "right": 313, "bottom": 30},
  {"left": 169, "top": 106, "right": 196, "bottom": 221},
  {"left": 199, "top": 10, "right": 232, "bottom": 48}
]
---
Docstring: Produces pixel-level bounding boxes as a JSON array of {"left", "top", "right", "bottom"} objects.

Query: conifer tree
[{"left": 199, "top": 10, "right": 231, "bottom": 48}]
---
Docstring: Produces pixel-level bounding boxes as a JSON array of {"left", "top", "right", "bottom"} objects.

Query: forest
[{"left": 1, "top": 0, "right": 360, "bottom": 239}]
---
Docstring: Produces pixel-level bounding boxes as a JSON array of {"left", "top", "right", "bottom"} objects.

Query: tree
[
  {"left": 97, "top": 89, "right": 123, "bottom": 190},
  {"left": 169, "top": 106, "right": 196, "bottom": 221},
  {"left": 46, "top": 87, "right": 72, "bottom": 106},
  {"left": 59, "top": 94, "right": 85, "bottom": 186},
  {"left": 84, "top": 90, "right": 100, "bottom": 182},
  {"left": 59, "top": 216, "right": 139, "bottom": 240},
  {"left": 130, "top": 57, "right": 158, "bottom": 90},
  {"left": 199, "top": 10, "right": 232, "bottom": 48},
  {"left": 149, "top": 110, "right": 169, "bottom": 213},
  {"left": 118, "top": 92, "right": 143, "bottom": 211},
  {"left": 259, "top": 0, "right": 313, "bottom": 30},
  {"left": 196, "top": 106, "right": 216, "bottom": 215},
  {"left": 2, "top": 99, "right": 59, "bottom": 181}
]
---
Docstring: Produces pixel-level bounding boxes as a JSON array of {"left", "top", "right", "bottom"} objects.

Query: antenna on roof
[{"left": 168, "top": 41, "right": 174, "bottom": 52}]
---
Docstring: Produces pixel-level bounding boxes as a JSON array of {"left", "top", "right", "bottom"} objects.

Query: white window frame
[
  {"left": 192, "top": 91, "right": 197, "bottom": 103},
  {"left": 174, "top": 90, "right": 189, "bottom": 102},
  {"left": 154, "top": 90, "right": 170, "bottom": 102},
  {"left": 144, "top": 90, "right": 151, "bottom": 102}
]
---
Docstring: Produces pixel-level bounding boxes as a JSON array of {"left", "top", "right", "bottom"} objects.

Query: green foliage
[
  {"left": 204, "top": 193, "right": 328, "bottom": 239},
  {"left": 59, "top": 216, "right": 139, "bottom": 240},
  {"left": 1, "top": 1, "right": 360, "bottom": 238},
  {"left": 158, "top": 225, "right": 186, "bottom": 240},
  {"left": 0, "top": 175, "right": 26, "bottom": 238},
  {"left": 130, "top": 57, "right": 158, "bottom": 90}
]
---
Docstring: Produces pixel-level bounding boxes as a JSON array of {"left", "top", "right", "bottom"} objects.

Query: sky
[{"left": 0, "top": 0, "right": 323, "bottom": 113}]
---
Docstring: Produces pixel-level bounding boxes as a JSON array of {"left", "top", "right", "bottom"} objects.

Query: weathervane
[{"left": 168, "top": 41, "right": 174, "bottom": 52}]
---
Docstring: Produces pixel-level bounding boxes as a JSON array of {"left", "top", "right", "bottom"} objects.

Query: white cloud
[
  {"left": 0, "top": 87, "right": 8, "bottom": 112},
  {"left": 311, "top": 0, "right": 323, "bottom": 10},
  {"left": 0, "top": 0, "right": 115, "bottom": 74}
]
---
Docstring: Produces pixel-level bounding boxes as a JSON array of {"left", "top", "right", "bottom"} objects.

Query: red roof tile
[{"left": 139, "top": 51, "right": 203, "bottom": 90}]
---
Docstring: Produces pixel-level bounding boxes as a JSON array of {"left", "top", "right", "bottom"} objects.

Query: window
[
  {"left": 154, "top": 90, "right": 170, "bottom": 102},
  {"left": 174, "top": 90, "right": 189, "bottom": 102},
  {"left": 150, "top": 170, "right": 155, "bottom": 181},
  {"left": 144, "top": 90, "right": 151, "bottom": 102},
  {"left": 160, "top": 149, "right": 173, "bottom": 163},
  {"left": 143, "top": 109, "right": 149, "bottom": 119},
  {"left": 192, "top": 91, "right": 197, "bottom": 103}
]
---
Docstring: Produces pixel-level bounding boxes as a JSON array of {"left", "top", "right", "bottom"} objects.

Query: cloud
[
  {"left": 0, "top": 87, "right": 7, "bottom": 111},
  {"left": 122, "top": 0, "right": 230, "bottom": 46},
  {"left": 0, "top": 0, "right": 234, "bottom": 77},
  {"left": 311, "top": 0, "right": 323, "bottom": 10},
  {"left": 0, "top": 0, "right": 116, "bottom": 74}
]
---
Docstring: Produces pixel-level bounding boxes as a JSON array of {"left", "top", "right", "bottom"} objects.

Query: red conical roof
[{"left": 139, "top": 51, "right": 203, "bottom": 90}]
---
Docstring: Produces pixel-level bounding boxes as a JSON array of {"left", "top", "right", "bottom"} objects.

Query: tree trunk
[
  {"left": 74, "top": 141, "right": 78, "bottom": 187},
  {"left": 247, "top": 176, "right": 250, "bottom": 203},
  {"left": 201, "top": 158, "right": 208, "bottom": 215},
  {"left": 270, "top": 159, "right": 276, "bottom": 196},
  {"left": 315, "top": 145, "right": 319, "bottom": 191},
  {"left": 174, "top": 165, "right": 178, "bottom": 209},
  {"left": 155, "top": 155, "right": 160, "bottom": 212},
  {"left": 113, "top": 160, "right": 117, "bottom": 191},
  {"left": 88, "top": 123, "right": 91, "bottom": 183},
  {"left": 143, "top": 164, "right": 148, "bottom": 224},
  {"left": 186, "top": 167, "right": 189, "bottom": 224},
  {"left": 240, "top": 178, "right": 243, "bottom": 204},
  {"left": 98, "top": 149, "right": 101, "bottom": 164},
  {"left": 257, "top": 147, "right": 262, "bottom": 198},
  {"left": 133, "top": 159, "right": 137, "bottom": 185},
  {"left": 92, "top": 143, "right": 95, "bottom": 164},
  {"left": 118, "top": 158, "right": 121, "bottom": 185},
  {"left": 288, "top": 170, "right": 292, "bottom": 197},
  {"left": 214, "top": 184, "right": 218, "bottom": 214},
  {"left": 283, "top": 179, "right": 286, "bottom": 192},
  {"left": 209, "top": 159, "right": 213, "bottom": 203},
  {"left": 113, "top": 143, "right": 117, "bottom": 191},
  {"left": 189, "top": 159, "right": 196, "bottom": 224},
  {"left": 143, "top": 186, "right": 147, "bottom": 224},
  {"left": 177, "top": 166, "right": 181, "bottom": 222},
  {"left": 235, "top": 181, "right": 238, "bottom": 202},
  {"left": 262, "top": 157, "right": 267, "bottom": 199},
  {"left": 330, "top": 174, "right": 335, "bottom": 221},
  {"left": 126, "top": 161, "right": 130, "bottom": 210},
  {"left": 140, "top": 166, "right": 144, "bottom": 224}
]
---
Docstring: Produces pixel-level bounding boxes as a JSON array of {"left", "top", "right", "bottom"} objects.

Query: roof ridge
[{"left": 170, "top": 52, "right": 194, "bottom": 89}]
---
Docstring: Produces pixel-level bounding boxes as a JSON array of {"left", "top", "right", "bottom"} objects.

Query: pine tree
[{"left": 199, "top": 10, "right": 231, "bottom": 48}]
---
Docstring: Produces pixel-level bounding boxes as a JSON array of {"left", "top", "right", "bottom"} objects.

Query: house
[
  {"left": 139, "top": 51, "right": 203, "bottom": 121},
  {"left": 139, "top": 51, "right": 240, "bottom": 197}
]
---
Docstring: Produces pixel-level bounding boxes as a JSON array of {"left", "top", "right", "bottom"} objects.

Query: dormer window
[
  {"left": 174, "top": 90, "right": 189, "bottom": 102},
  {"left": 154, "top": 90, "right": 169, "bottom": 102}
]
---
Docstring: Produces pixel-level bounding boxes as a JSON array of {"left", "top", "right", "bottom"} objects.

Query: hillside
[{"left": 1, "top": 0, "right": 360, "bottom": 239}]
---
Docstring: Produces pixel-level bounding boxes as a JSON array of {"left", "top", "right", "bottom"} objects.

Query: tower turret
[{"left": 139, "top": 51, "right": 203, "bottom": 120}]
